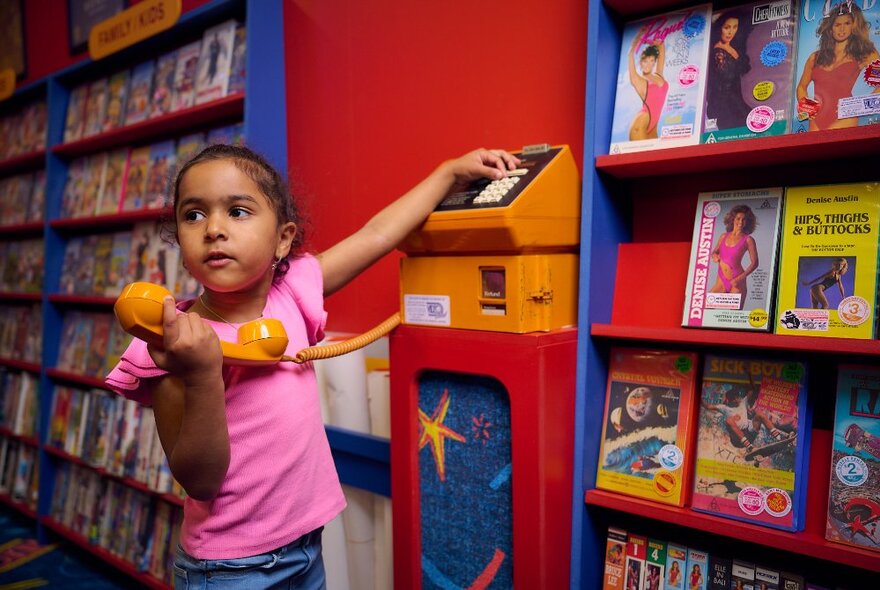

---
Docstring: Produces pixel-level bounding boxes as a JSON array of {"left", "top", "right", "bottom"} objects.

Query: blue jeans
[{"left": 173, "top": 528, "right": 325, "bottom": 589}]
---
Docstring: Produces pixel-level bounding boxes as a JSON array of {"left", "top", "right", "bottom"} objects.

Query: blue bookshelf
[
  {"left": 572, "top": 1, "right": 880, "bottom": 587},
  {"left": 0, "top": 1, "right": 374, "bottom": 587}
]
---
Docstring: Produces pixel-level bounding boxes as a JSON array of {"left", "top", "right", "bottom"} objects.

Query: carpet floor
[{"left": 0, "top": 505, "right": 137, "bottom": 589}]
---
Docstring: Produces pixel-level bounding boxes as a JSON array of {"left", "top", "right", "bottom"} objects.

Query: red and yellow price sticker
[
  {"left": 652, "top": 469, "right": 678, "bottom": 497},
  {"left": 89, "top": 0, "right": 181, "bottom": 60},
  {"left": 0, "top": 68, "right": 15, "bottom": 102}
]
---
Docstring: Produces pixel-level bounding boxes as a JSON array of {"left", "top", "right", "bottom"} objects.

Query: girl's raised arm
[{"left": 317, "top": 148, "right": 519, "bottom": 296}]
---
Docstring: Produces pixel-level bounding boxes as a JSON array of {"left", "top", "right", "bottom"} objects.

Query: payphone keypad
[
  {"left": 433, "top": 147, "right": 562, "bottom": 211},
  {"left": 473, "top": 174, "right": 521, "bottom": 204}
]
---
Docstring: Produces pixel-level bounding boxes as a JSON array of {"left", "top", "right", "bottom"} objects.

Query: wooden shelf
[
  {"left": 0, "top": 222, "right": 44, "bottom": 238},
  {"left": 596, "top": 125, "right": 880, "bottom": 179},
  {"left": 585, "top": 489, "right": 880, "bottom": 572},
  {"left": 0, "top": 357, "right": 41, "bottom": 372},
  {"left": 0, "top": 150, "right": 45, "bottom": 176},
  {"left": 45, "top": 368, "right": 110, "bottom": 390},
  {"left": 43, "top": 445, "right": 184, "bottom": 508},
  {"left": 41, "top": 516, "right": 170, "bottom": 590},
  {"left": 591, "top": 323, "right": 880, "bottom": 357},
  {"left": 52, "top": 94, "right": 244, "bottom": 158},
  {"left": 0, "top": 292, "right": 42, "bottom": 302},
  {"left": 49, "top": 207, "right": 171, "bottom": 233},
  {"left": 48, "top": 294, "right": 117, "bottom": 307},
  {"left": 0, "top": 426, "right": 39, "bottom": 447},
  {"left": 585, "top": 430, "right": 880, "bottom": 572},
  {"left": 0, "top": 492, "right": 37, "bottom": 519}
]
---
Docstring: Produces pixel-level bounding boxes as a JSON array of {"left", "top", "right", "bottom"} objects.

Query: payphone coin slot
[{"left": 480, "top": 303, "right": 507, "bottom": 316}]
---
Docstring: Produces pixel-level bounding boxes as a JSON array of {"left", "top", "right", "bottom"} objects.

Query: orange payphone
[
  {"left": 390, "top": 145, "right": 580, "bottom": 590},
  {"left": 399, "top": 143, "right": 580, "bottom": 333}
]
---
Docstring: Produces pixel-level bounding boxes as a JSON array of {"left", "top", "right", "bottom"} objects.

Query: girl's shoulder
[{"left": 273, "top": 254, "right": 327, "bottom": 346}]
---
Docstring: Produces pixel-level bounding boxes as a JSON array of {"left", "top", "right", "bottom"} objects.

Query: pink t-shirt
[{"left": 106, "top": 254, "right": 346, "bottom": 559}]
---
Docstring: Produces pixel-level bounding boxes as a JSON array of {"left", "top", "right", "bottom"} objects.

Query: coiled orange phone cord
[{"left": 286, "top": 313, "right": 402, "bottom": 364}]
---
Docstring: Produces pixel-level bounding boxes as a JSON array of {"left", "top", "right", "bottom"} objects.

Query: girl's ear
[{"left": 276, "top": 222, "right": 297, "bottom": 259}]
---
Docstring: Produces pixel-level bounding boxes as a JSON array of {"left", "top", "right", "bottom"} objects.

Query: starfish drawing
[{"left": 418, "top": 388, "right": 466, "bottom": 481}]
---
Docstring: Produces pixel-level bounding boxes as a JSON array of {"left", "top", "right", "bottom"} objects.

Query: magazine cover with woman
[
  {"left": 793, "top": 1, "right": 880, "bottom": 132},
  {"left": 609, "top": 5, "right": 712, "bottom": 154},
  {"left": 774, "top": 182, "right": 880, "bottom": 339},
  {"left": 683, "top": 188, "right": 783, "bottom": 331},
  {"left": 701, "top": 1, "right": 798, "bottom": 143}
]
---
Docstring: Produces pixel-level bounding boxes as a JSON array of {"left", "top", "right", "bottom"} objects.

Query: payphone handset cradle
[{"left": 113, "top": 282, "right": 398, "bottom": 365}]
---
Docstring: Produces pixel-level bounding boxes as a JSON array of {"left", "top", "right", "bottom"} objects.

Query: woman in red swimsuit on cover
[
  {"left": 710, "top": 204, "right": 759, "bottom": 309},
  {"left": 628, "top": 25, "right": 668, "bottom": 140},
  {"left": 796, "top": 3, "right": 879, "bottom": 131}
]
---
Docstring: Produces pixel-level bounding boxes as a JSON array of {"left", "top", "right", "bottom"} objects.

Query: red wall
[
  {"left": 284, "top": 0, "right": 588, "bottom": 333},
  {"left": 20, "top": 0, "right": 212, "bottom": 87},
  {"left": 19, "top": 0, "right": 587, "bottom": 334}
]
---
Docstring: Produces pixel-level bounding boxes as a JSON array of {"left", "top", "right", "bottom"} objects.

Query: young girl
[{"left": 106, "top": 143, "right": 520, "bottom": 588}]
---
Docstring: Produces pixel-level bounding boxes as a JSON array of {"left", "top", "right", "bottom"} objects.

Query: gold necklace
[{"left": 198, "top": 294, "right": 261, "bottom": 328}]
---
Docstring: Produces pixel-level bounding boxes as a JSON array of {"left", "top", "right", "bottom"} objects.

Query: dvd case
[
  {"left": 826, "top": 365, "right": 880, "bottom": 552},
  {"left": 83, "top": 78, "right": 108, "bottom": 137},
  {"left": 708, "top": 554, "right": 731, "bottom": 590},
  {"left": 149, "top": 50, "right": 178, "bottom": 118},
  {"left": 774, "top": 182, "right": 880, "bottom": 339},
  {"left": 194, "top": 19, "right": 237, "bottom": 105},
  {"left": 64, "top": 84, "right": 89, "bottom": 142},
  {"left": 644, "top": 539, "right": 666, "bottom": 590},
  {"left": 701, "top": 1, "right": 798, "bottom": 143},
  {"left": 597, "top": 347, "right": 699, "bottom": 506},
  {"left": 683, "top": 188, "right": 783, "bottom": 331},
  {"left": 125, "top": 60, "right": 155, "bottom": 125},
  {"left": 731, "top": 561, "right": 756, "bottom": 590},
  {"left": 780, "top": 572, "right": 805, "bottom": 590},
  {"left": 604, "top": 526, "right": 628, "bottom": 590},
  {"left": 792, "top": 1, "right": 880, "bottom": 132},
  {"left": 609, "top": 5, "right": 712, "bottom": 154},
  {"left": 171, "top": 40, "right": 201, "bottom": 111},
  {"left": 692, "top": 354, "right": 810, "bottom": 531},
  {"left": 625, "top": 534, "right": 648, "bottom": 590},
  {"left": 103, "top": 70, "right": 130, "bottom": 132},
  {"left": 756, "top": 565, "right": 781, "bottom": 589},
  {"left": 665, "top": 543, "right": 687, "bottom": 590},
  {"left": 686, "top": 548, "right": 709, "bottom": 590}
]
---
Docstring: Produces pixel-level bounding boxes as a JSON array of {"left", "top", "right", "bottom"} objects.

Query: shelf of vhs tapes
[
  {"left": 0, "top": 1, "right": 287, "bottom": 586},
  {"left": 574, "top": 1, "right": 880, "bottom": 587}
]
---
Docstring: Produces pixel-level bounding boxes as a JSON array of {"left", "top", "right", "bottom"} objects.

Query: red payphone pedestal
[{"left": 390, "top": 325, "right": 576, "bottom": 589}]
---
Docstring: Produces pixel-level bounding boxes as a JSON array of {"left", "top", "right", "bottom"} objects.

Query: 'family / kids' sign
[{"left": 89, "top": 0, "right": 181, "bottom": 60}]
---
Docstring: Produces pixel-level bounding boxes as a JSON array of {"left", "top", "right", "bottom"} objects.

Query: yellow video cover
[
  {"left": 596, "top": 348, "right": 699, "bottom": 506},
  {"left": 775, "top": 183, "right": 880, "bottom": 339}
]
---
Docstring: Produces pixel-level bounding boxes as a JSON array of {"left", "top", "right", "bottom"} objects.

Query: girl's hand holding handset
[{"left": 147, "top": 295, "right": 224, "bottom": 384}]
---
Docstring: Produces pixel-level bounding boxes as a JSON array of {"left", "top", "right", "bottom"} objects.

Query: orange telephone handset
[{"left": 113, "top": 282, "right": 291, "bottom": 366}]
